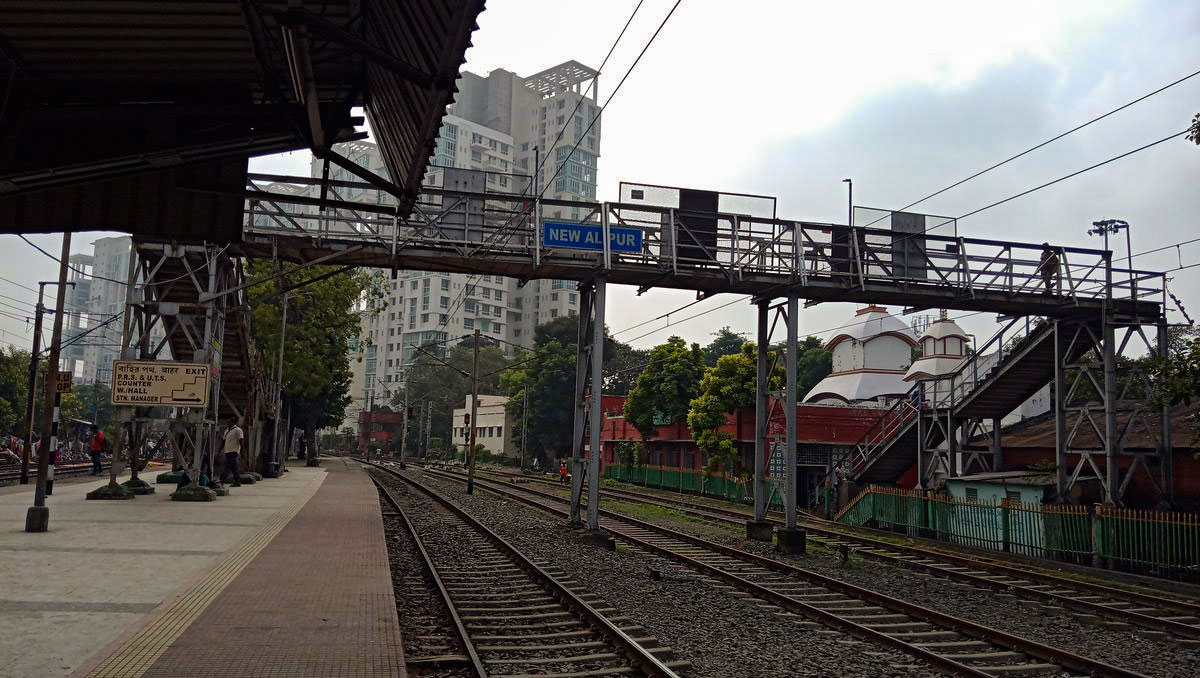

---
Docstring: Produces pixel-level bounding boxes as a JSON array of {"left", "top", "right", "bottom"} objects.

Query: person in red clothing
[
  {"left": 559, "top": 460, "right": 569, "bottom": 485},
  {"left": 89, "top": 424, "right": 106, "bottom": 475}
]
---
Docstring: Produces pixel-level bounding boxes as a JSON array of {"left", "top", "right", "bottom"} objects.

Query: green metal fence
[
  {"left": 603, "top": 464, "right": 784, "bottom": 508},
  {"left": 838, "top": 485, "right": 1200, "bottom": 583}
]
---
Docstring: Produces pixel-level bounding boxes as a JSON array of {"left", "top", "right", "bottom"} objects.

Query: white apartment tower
[
  {"left": 346, "top": 60, "right": 602, "bottom": 408},
  {"left": 451, "top": 61, "right": 601, "bottom": 340}
]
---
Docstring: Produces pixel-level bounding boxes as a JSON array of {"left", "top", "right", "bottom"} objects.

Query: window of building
[
  {"left": 440, "top": 279, "right": 449, "bottom": 290},
  {"left": 464, "top": 301, "right": 476, "bottom": 313},
  {"left": 492, "top": 306, "right": 501, "bottom": 317},
  {"left": 493, "top": 323, "right": 501, "bottom": 334},
  {"left": 569, "top": 293, "right": 576, "bottom": 304},
  {"left": 551, "top": 308, "right": 559, "bottom": 318},
  {"left": 472, "top": 133, "right": 481, "bottom": 143},
  {"left": 421, "top": 297, "right": 429, "bottom": 311},
  {"left": 388, "top": 312, "right": 395, "bottom": 321},
  {"left": 521, "top": 142, "right": 529, "bottom": 151},
  {"left": 499, "top": 175, "right": 508, "bottom": 187},
  {"left": 965, "top": 487, "right": 979, "bottom": 502},
  {"left": 439, "top": 314, "right": 448, "bottom": 325},
  {"left": 494, "top": 290, "right": 503, "bottom": 301},
  {"left": 556, "top": 115, "right": 564, "bottom": 125},
  {"left": 471, "top": 149, "right": 481, "bottom": 161},
  {"left": 557, "top": 99, "right": 565, "bottom": 109},
  {"left": 421, "top": 313, "right": 429, "bottom": 323},
  {"left": 482, "top": 288, "right": 491, "bottom": 298},
  {"left": 466, "top": 285, "right": 476, "bottom": 296},
  {"left": 440, "top": 296, "right": 449, "bottom": 309},
  {"left": 514, "top": 328, "right": 522, "bottom": 337},
  {"left": 551, "top": 292, "right": 559, "bottom": 301},
  {"left": 408, "top": 315, "right": 415, "bottom": 329},
  {"left": 388, "top": 328, "right": 394, "bottom": 336},
  {"left": 463, "top": 318, "right": 474, "bottom": 329},
  {"left": 410, "top": 280, "right": 418, "bottom": 290},
  {"left": 1005, "top": 490, "right": 1022, "bottom": 504},
  {"left": 487, "top": 174, "right": 495, "bottom": 184}
]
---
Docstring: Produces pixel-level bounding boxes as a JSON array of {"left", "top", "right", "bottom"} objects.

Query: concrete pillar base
[
  {"left": 155, "top": 471, "right": 186, "bottom": 485},
  {"left": 775, "top": 527, "right": 807, "bottom": 555},
  {"left": 576, "top": 529, "right": 615, "bottom": 550},
  {"left": 122, "top": 478, "right": 156, "bottom": 495},
  {"left": 746, "top": 520, "right": 774, "bottom": 541},
  {"left": 25, "top": 505, "right": 49, "bottom": 532},
  {"left": 86, "top": 482, "right": 135, "bottom": 500}
]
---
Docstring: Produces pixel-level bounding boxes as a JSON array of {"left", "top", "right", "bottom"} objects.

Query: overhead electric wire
[
  {"left": 874, "top": 66, "right": 1200, "bottom": 220},
  {"left": 17, "top": 234, "right": 229, "bottom": 287},
  {"left": 955, "top": 127, "right": 1192, "bottom": 221},
  {"left": 0, "top": 276, "right": 38, "bottom": 293},
  {"left": 433, "top": 0, "right": 671, "bottom": 338}
]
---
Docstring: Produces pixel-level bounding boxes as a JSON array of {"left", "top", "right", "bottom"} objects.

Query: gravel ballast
[{"left": 406, "top": 468, "right": 936, "bottom": 677}]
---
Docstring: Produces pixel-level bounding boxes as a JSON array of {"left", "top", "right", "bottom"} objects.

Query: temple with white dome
[{"left": 805, "top": 305, "right": 917, "bottom": 406}]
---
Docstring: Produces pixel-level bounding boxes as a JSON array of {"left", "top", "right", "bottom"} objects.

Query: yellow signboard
[
  {"left": 111, "top": 360, "right": 210, "bottom": 407},
  {"left": 54, "top": 372, "right": 73, "bottom": 394}
]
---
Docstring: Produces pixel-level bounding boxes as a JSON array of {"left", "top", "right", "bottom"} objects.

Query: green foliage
[
  {"left": 1188, "top": 112, "right": 1200, "bottom": 145},
  {"left": 397, "top": 336, "right": 509, "bottom": 454},
  {"left": 501, "top": 341, "right": 575, "bottom": 464},
  {"left": 688, "top": 342, "right": 784, "bottom": 476},
  {"left": 1147, "top": 331, "right": 1200, "bottom": 449},
  {"left": 0, "top": 346, "right": 31, "bottom": 437},
  {"left": 531, "top": 315, "right": 645, "bottom": 394},
  {"left": 623, "top": 336, "right": 705, "bottom": 440},
  {"left": 614, "top": 439, "right": 645, "bottom": 471},
  {"left": 248, "top": 262, "right": 384, "bottom": 438},
  {"left": 704, "top": 326, "right": 748, "bottom": 367},
  {"left": 796, "top": 343, "right": 834, "bottom": 397}
]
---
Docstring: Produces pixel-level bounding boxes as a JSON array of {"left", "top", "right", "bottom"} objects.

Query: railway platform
[{"left": 0, "top": 458, "right": 405, "bottom": 678}]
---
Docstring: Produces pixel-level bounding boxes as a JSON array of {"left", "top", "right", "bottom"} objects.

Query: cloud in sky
[{"left": 1, "top": 0, "right": 1196, "bottom": 354}]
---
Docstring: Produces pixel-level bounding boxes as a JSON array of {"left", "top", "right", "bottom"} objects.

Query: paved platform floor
[{"left": 0, "top": 459, "right": 402, "bottom": 678}]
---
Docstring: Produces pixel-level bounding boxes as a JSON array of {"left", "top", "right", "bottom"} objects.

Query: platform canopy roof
[{"left": 0, "top": 0, "right": 484, "bottom": 243}]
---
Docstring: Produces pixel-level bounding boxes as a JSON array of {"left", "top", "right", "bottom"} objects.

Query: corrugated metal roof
[{"left": 0, "top": 0, "right": 484, "bottom": 238}]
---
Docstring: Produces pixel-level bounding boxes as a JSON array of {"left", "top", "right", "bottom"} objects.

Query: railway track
[
  {"left": 368, "top": 464, "right": 688, "bottom": 678},
  {"left": 0, "top": 462, "right": 110, "bottom": 483},
  {"left": 405, "top": 462, "right": 1153, "bottom": 678},
  {"left": 451, "top": 464, "right": 1200, "bottom": 641}
]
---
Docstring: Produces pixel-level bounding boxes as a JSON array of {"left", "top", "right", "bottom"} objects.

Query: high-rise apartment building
[
  {"left": 328, "top": 60, "right": 602, "bottom": 410},
  {"left": 451, "top": 61, "right": 600, "bottom": 341},
  {"left": 57, "top": 236, "right": 142, "bottom": 384}
]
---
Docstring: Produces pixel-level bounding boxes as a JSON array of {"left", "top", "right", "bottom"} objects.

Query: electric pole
[
  {"left": 399, "top": 387, "right": 409, "bottom": 469},
  {"left": 19, "top": 284, "right": 49, "bottom": 484},
  {"left": 521, "top": 387, "right": 528, "bottom": 472},
  {"left": 26, "top": 233, "right": 71, "bottom": 533},
  {"left": 466, "top": 329, "right": 480, "bottom": 495}
]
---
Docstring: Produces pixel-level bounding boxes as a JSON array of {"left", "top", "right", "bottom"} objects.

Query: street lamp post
[{"left": 1088, "top": 219, "right": 1133, "bottom": 291}]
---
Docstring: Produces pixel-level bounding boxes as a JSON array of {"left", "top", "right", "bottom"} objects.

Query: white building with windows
[
  {"left": 348, "top": 60, "right": 603, "bottom": 407},
  {"left": 805, "top": 305, "right": 917, "bottom": 406},
  {"left": 452, "top": 394, "right": 516, "bottom": 459}
]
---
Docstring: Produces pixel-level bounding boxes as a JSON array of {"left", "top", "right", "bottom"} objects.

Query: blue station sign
[{"left": 542, "top": 221, "right": 643, "bottom": 253}]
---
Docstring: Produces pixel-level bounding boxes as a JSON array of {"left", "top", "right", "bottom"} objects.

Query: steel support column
[
  {"left": 1157, "top": 320, "right": 1173, "bottom": 508},
  {"left": 1102, "top": 313, "right": 1118, "bottom": 504},
  {"left": 1054, "top": 320, "right": 1069, "bottom": 501},
  {"left": 568, "top": 284, "right": 594, "bottom": 526},
  {"left": 753, "top": 301, "right": 769, "bottom": 521},
  {"left": 784, "top": 296, "right": 798, "bottom": 529},
  {"left": 587, "top": 277, "right": 606, "bottom": 531}
]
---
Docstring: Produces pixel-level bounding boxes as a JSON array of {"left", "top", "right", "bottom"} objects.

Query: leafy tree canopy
[
  {"left": 688, "top": 342, "right": 784, "bottom": 475},
  {"left": 501, "top": 340, "right": 576, "bottom": 465},
  {"left": 394, "top": 336, "right": 508, "bottom": 455},
  {"left": 248, "top": 262, "right": 384, "bottom": 448},
  {"left": 623, "top": 336, "right": 705, "bottom": 440},
  {"left": 704, "top": 326, "right": 748, "bottom": 367}
]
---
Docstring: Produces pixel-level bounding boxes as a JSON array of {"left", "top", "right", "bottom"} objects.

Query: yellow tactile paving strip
[{"left": 85, "top": 474, "right": 326, "bottom": 678}]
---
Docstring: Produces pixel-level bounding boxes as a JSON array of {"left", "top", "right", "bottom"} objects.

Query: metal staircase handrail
[{"left": 817, "top": 315, "right": 1042, "bottom": 498}]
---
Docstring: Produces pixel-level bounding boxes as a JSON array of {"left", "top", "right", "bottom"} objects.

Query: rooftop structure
[{"left": 805, "top": 306, "right": 917, "bottom": 405}]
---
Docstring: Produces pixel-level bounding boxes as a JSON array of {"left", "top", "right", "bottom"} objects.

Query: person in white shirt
[{"left": 221, "top": 417, "right": 244, "bottom": 487}]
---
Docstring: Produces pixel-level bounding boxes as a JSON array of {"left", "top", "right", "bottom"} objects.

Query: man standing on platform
[
  {"left": 89, "top": 424, "right": 106, "bottom": 475},
  {"left": 221, "top": 417, "right": 244, "bottom": 487}
]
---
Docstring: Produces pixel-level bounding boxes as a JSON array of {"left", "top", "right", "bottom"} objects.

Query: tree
[
  {"left": 248, "top": 262, "right": 385, "bottom": 466},
  {"left": 796, "top": 342, "right": 834, "bottom": 398},
  {"left": 533, "top": 314, "right": 645, "bottom": 394},
  {"left": 704, "top": 326, "right": 748, "bottom": 367},
  {"left": 687, "top": 342, "right": 784, "bottom": 476},
  {"left": 394, "top": 336, "right": 509, "bottom": 456},
  {"left": 1188, "top": 113, "right": 1199, "bottom": 146},
  {"left": 501, "top": 340, "right": 576, "bottom": 466},
  {"left": 624, "top": 336, "right": 706, "bottom": 443},
  {"left": 1148, "top": 329, "right": 1200, "bottom": 452},
  {"left": 0, "top": 346, "right": 31, "bottom": 437}
]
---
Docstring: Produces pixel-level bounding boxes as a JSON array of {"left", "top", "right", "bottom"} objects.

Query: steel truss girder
[{"left": 1054, "top": 316, "right": 1172, "bottom": 506}]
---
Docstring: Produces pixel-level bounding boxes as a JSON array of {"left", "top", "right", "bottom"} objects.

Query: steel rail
[
  {"left": 369, "top": 474, "right": 487, "bottom": 676},
  {"left": 463, "top": 464, "right": 1200, "bottom": 626},
  {"left": 368, "top": 462, "right": 682, "bottom": 678},
  {"left": 417, "top": 465, "right": 1151, "bottom": 678}
]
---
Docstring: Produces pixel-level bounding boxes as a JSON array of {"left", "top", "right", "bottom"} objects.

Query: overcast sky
[{"left": 2, "top": 0, "right": 1197, "bottom": 354}]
